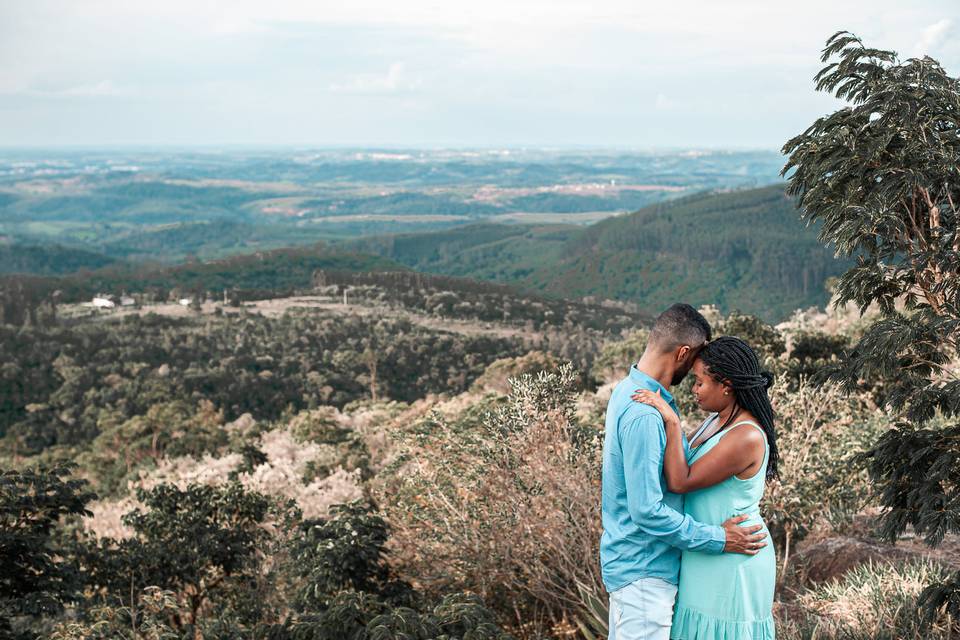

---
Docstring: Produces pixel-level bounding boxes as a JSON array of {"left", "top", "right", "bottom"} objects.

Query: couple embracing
[{"left": 601, "top": 303, "right": 777, "bottom": 640}]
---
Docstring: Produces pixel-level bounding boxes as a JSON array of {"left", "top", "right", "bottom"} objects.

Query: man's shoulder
[
  {"left": 607, "top": 376, "right": 667, "bottom": 431},
  {"left": 619, "top": 402, "right": 664, "bottom": 429}
]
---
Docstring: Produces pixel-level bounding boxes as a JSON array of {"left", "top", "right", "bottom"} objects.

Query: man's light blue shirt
[{"left": 600, "top": 365, "right": 726, "bottom": 591}]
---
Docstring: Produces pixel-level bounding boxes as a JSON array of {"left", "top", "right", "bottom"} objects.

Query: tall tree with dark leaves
[
  {"left": 0, "top": 464, "right": 95, "bottom": 640},
  {"left": 782, "top": 30, "right": 960, "bottom": 628}
]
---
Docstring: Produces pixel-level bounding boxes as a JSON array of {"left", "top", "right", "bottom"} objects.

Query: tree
[
  {"left": 0, "top": 463, "right": 95, "bottom": 639},
  {"left": 782, "top": 30, "right": 960, "bottom": 627},
  {"left": 83, "top": 482, "right": 297, "bottom": 639},
  {"left": 287, "top": 502, "right": 413, "bottom": 612}
]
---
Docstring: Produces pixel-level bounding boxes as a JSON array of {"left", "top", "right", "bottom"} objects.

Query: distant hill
[
  {"left": 0, "top": 243, "right": 119, "bottom": 275},
  {"left": 528, "top": 186, "right": 846, "bottom": 320},
  {"left": 347, "top": 224, "right": 574, "bottom": 281},
  {"left": 347, "top": 186, "right": 848, "bottom": 321},
  {"left": 3, "top": 186, "right": 848, "bottom": 322}
]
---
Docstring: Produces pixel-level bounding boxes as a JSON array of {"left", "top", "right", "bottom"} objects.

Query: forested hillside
[
  {"left": 348, "top": 186, "right": 847, "bottom": 320},
  {"left": 7, "top": 292, "right": 957, "bottom": 639},
  {"left": 0, "top": 243, "right": 404, "bottom": 325},
  {"left": 0, "top": 243, "right": 120, "bottom": 275},
  {"left": 347, "top": 224, "right": 575, "bottom": 282},
  {"left": 528, "top": 186, "right": 845, "bottom": 319}
]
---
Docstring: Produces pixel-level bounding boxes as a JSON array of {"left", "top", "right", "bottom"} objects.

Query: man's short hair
[{"left": 648, "top": 303, "right": 712, "bottom": 353}]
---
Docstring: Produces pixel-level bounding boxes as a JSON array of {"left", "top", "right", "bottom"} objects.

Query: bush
[
  {"left": 378, "top": 364, "right": 603, "bottom": 636},
  {"left": 282, "top": 591, "right": 513, "bottom": 640},
  {"left": 783, "top": 331, "right": 851, "bottom": 387},
  {"left": 49, "top": 587, "right": 184, "bottom": 640},
  {"left": 590, "top": 329, "right": 648, "bottom": 384},
  {"left": 762, "top": 380, "right": 883, "bottom": 573},
  {"left": 82, "top": 482, "right": 298, "bottom": 635},
  {"left": 288, "top": 502, "right": 413, "bottom": 612},
  {"left": 718, "top": 312, "right": 786, "bottom": 367},
  {"left": 778, "top": 560, "right": 954, "bottom": 639}
]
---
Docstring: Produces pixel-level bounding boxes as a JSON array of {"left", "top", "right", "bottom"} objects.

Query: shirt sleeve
[{"left": 620, "top": 413, "right": 726, "bottom": 554}]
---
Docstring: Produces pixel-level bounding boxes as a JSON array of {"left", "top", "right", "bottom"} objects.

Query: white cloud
[
  {"left": 655, "top": 93, "right": 674, "bottom": 110},
  {"left": 0, "top": 0, "right": 957, "bottom": 146},
  {"left": 913, "top": 18, "right": 952, "bottom": 57},
  {"left": 328, "top": 62, "right": 421, "bottom": 94}
]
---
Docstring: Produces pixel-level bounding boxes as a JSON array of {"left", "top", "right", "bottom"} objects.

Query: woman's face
[{"left": 691, "top": 358, "right": 732, "bottom": 413}]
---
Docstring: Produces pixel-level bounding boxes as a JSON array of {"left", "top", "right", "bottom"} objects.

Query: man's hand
[{"left": 721, "top": 514, "right": 767, "bottom": 555}]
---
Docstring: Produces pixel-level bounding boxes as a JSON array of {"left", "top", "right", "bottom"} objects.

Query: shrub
[
  {"left": 282, "top": 591, "right": 513, "bottom": 640},
  {"left": 49, "top": 587, "right": 184, "bottom": 640},
  {"left": 718, "top": 312, "right": 786, "bottom": 366},
  {"left": 783, "top": 331, "right": 850, "bottom": 386},
  {"left": 778, "top": 560, "right": 954, "bottom": 639},
  {"left": 590, "top": 329, "right": 648, "bottom": 384},
  {"left": 81, "top": 482, "right": 298, "bottom": 636},
  {"left": 379, "top": 364, "right": 603, "bottom": 635},
  {"left": 762, "top": 380, "right": 883, "bottom": 573},
  {"left": 288, "top": 502, "right": 413, "bottom": 612}
]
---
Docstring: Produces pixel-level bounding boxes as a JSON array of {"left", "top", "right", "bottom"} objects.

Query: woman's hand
[{"left": 632, "top": 388, "right": 679, "bottom": 426}]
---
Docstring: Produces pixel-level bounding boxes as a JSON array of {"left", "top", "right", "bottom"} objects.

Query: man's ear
[{"left": 676, "top": 345, "right": 690, "bottom": 362}]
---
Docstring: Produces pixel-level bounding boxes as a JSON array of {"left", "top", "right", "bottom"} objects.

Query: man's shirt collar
[{"left": 628, "top": 364, "right": 676, "bottom": 406}]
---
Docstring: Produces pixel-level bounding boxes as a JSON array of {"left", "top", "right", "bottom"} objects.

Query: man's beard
[{"left": 671, "top": 366, "right": 691, "bottom": 386}]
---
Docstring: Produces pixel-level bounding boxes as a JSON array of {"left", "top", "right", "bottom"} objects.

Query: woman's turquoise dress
[{"left": 671, "top": 414, "right": 776, "bottom": 640}]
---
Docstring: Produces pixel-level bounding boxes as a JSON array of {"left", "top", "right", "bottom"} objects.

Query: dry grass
[{"left": 778, "top": 560, "right": 954, "bottom": 640}]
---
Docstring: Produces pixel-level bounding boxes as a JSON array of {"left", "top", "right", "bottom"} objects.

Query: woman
[{"left": 633, "top": 336, "right": 777, "bottom": 640}]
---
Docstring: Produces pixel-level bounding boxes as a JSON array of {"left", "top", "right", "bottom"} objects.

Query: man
[{"left": 600, "top": 303, "right": 767, "bottom": 640}]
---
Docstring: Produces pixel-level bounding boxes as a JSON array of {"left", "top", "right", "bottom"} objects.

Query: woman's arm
[{"left": 632, "top": 389, "right": 765, "bottom": 493}]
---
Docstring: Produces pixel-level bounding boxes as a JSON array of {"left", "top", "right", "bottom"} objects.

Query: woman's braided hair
[{"left": 699, "top": 336, "right": 779, "bottom": 481}]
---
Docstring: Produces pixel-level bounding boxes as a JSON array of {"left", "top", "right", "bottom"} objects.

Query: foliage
[
  {"left": 288, "top": 502, "right": 413, "bottom": 612},
  {"left": 83, "top": 424, "right": 365, "bottom": 537},
  {"left": 379, "top": 364, "right": 603, "bottom": 635},
  {"left": 717, "top": 312, "right": 787, "bottom": 366},
  {"left": 782, "top": 330, "right": 851, "bottom": 385},
  {"left": 312, "top": 269, "right": 647, "bottom": 333},
  {"left": 469, "top": 351, "right": 561, "bottom": 395},
  {"left": 355, "top": 187, "right": 849, "bottom": 321},
  {"left": 82, "top": 482, "right": 297, "bottom": 636},
  {"left": 0, "top": 463, "right": 95, "bottom": 639},
  {"left": 760, "top": 380, "right": 883, "bottom": 571},
  {"left": 48, "top": 587, "right": 184, "bottom": 640},
  {"left": 79, "top": 399, "right": 227, "bottom": 495},
  {"left": 0, "top": 244, "right": 118, "bottom": 276},
  {"left": 590, "top": 329, "right": 649, "bottom": 383},
  {"left": 782, "top": 30, "right": 960, "bottom": 627},
  {"left": 779, "top": 561, "right": 954, "bottom": 640},
  {"left": 0, "top": 242, "right": 404, "bottom": 325},
  {"left": 282, "top": 591, "right": 513, "bottom": 640},
  {"left": 0, "top": 312, "right": 528, "bottom": 454}
]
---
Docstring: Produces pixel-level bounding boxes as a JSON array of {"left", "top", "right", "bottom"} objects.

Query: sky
[{"left": 0, "top": 0, "right": 957, "bottom": 149}]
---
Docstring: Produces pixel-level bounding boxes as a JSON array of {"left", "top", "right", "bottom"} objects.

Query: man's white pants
[{"left": 608, "top": 577, "right": 677, "bottom": 640}]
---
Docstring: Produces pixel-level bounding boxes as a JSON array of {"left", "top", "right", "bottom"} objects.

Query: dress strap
[
  {"left": 721, "top": 420, "right": 769, "bottom": 465},
  {"left": 690, "top": 413, "right": 719, "bottom": 444},
  {"left": 726, "top": 419, "right": 763, "bottom": 433}
]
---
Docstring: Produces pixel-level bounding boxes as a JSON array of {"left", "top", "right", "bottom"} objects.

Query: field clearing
[
  {"left": 64, "top": 294, "right": 539, "bottom": 340},
  {"left": 301, "top": 214, "right": 471, "bottom": 224},
  {"left": 161, "top": 177, "right": 310, "bottom": 193},
  {"left": 490, "top": 210, "right": 628, "bottom": 224}
]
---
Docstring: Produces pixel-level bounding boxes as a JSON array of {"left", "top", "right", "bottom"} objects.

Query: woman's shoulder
[{"left": 723, "top": 414, "right": 766, "bottom": 445}]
